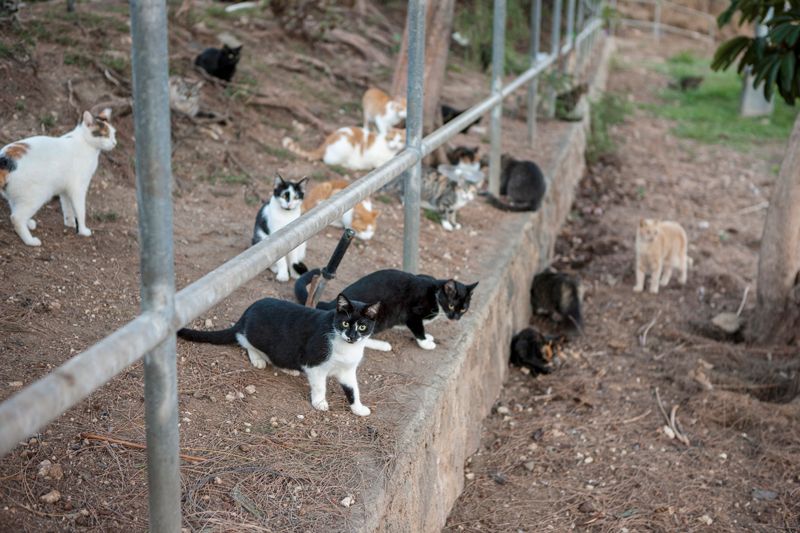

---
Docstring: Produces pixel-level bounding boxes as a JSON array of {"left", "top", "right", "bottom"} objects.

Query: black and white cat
[
  {"left": 194, "top": 43, "right": 242, "bottom": 82},
  {"left": 0, "top": 108, "right": 117, "bottom": 246},
  {"left": 178, "top": 294, "right": 380, "bottom": 416},
  {"left": 252, "top": 175, "right": 309, "bottom": 282},
  {"left": 486, "top": 155, "right": 547, "bottom": 212},
  {"left": 295, "top": 268, "right": 479, "bottom": 351}
]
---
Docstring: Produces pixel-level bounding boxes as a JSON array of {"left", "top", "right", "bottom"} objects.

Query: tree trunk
[
  {"left": 750, "top": 114, "right": 800, "bottom": 345},
  {"left": 391, "top": 0, "right": 456, "bottom": 137}
]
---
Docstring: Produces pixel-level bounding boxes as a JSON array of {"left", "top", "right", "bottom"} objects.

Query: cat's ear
[
  {"left": 97, "top": 108, "right": 112, "bottom": 121},
  {"left": 234, "top": 45, "right": 243, "bottom": 52},
  {"left": 274, "top": 174, "right": 286, "bottom": 188},
  {"left": 443, "top": 280, "right": 457, "bottom": 298},
  {"left": 336, "top": 294, "right": 353, "bottom": 314},
  {"left": 296, "top": 177, "right": 310, "bottom": 191},
  {"left": 467, "top": 281, "right": 479, "bottom": 292},
  {"left": 82, "top": 111, "right": 95, "bottom": 126},
  {"left": 364, "top": 302, "right": 381, "bottom": 320}
]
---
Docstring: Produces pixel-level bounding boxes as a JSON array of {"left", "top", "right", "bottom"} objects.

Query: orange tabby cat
[
  {"left": 303, "top": 179, "right": 380, "bottom": 240},
  {"left": 362, "top": 88, "right": 407, "bottom": 134},
  {"left": 634, "top": 218, "right": 689, "bottom": 294},
  {"left": 282, "top": 127, "right": 405, "bottom": 171}
]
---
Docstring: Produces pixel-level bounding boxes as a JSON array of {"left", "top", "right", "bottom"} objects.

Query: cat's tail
[
  {"left": 293, "top": 268, "right": 336, "bottom": 309},
  {"left": 559, "top": 283, "right": 583, "bottom": 333},
  {"left": 485, "top": 194, "right": 540, "bottom": 212},
  {"left": 292, "top": 262, "right": 308, "bottom": 275},
  {"left": 282, "top": 136, "right": 324, "bottom": 161},
  {"left": 177, "top": 318, "right": 242, "bottom": 345}
]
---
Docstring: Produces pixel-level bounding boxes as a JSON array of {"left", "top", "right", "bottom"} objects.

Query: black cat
[
  {"left": 295, "top": 268, "right": 478, "bottom": 352},
  {"left": 530, "top": 270, "right": 582, "bottom": 331},
  {"left": 509, "top": 328, "right": 563, "bottom": 376},
  {"left": 486, "top": 155, "right": 547, "bottom": 212},
  {"left": 446, "top": 145, "right": 480, "bottom": 166},
  {"left": 441, "top": 104, "right": 482, "bottom": 133},
  {"left": 194, "top": 43, "right": 242, "bottom": 82},
  {"left": 178, "top": 294, "right": 380, "bottom": 416}
]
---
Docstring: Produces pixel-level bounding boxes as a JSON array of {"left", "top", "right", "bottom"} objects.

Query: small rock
[
  {"left": 49, "top": 301, "right": 62, "bottom": 311},
  {"left": 8, "top": 381, "right": 23, "bottom": 388},
  {"left": 244, "top": 385, "right": 256, "bottom": 395},
  {"left": 309, "top": 430, "right": 318, "bottom": 439},
  {"left": 532, "top": 428, "right": 545, "bottom": 441},
  {"left": 40, "top": 489, "right": 61, "bottom": 504},
  {"left": 490, "top": 472, "right": 507, "bottom": 485},
  {"left": 523, "top": 461, "right": 535, "bottom": 472},
  {"left": 712, "top": 312, "right": 742, "bottom": 334},
  {"left": 718, "top": 452, "right": 727, "bottom": 460},
  {"left": 584, "top": 456, "right": 594, "bottom": 464},
  {"left": 225, "top": 392, "right": 236, "bottom": 402},
  {"left": 340, "top": 495, "right": 355, "bottom": 508},
  {"left": 80, "top": 509, "right": 90, "bottom": 516},
  {"left": 213, "top": 477, "right": 223, "bottom": 485},
  {"left": 37, "top": 460, "right": 52, "bottom": 478},
  {"left": 663, "top": 425, "right": 676, "bottom": 439},
  {"left": 496, "top": 406, "right": 510, "bottom": 415},
  {"left": 465, "top": 472, "right": 475, "bottom": 480},
  {"left": 296, "top": 415, "right": 304, "bottom": 420},
  {"left": 204, "top": 318, "right": 213, "bottom": 328},
  {"left": 578, "top": 501, "right": 596, "bottom": 514},
  {"left": 238, "top": 444, "right": 250, "bottom": 452},
  {"left": 698, "top": 514, "right": 713, "bottom": 525},
  {"left": 48, "top": 464, "right": 64, "bottom": 481},
  {"left": 752, "top": 488, "right": 778, "bottom": 501},
  {"left": 697, "top": 220, "right": 710, "bottom": 230},
  {"left": 236, "top": 392, "right": 245, "bottom": 399}
]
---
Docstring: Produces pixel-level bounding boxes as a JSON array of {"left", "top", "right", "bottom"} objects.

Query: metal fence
[
  {"left": 0, "top": 0, "right": 605, "bottom": 529},
  {"left": 612, "top": 0, "right": 717, "bottom": 42}
]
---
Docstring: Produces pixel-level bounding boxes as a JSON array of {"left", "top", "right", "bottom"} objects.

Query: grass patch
[
  {"left": 376, "top": 194, "right": 394, "bottom": 205},
  {"left": 328, "top": 165, "right": 349, "bottom": 176},
  {"left": 262, "top": 145, "right": 296, "bottom": 161},
  {"left": 424, "top": 209, "right": 441, "bottom": 223},
  {"left": 39, "top": 114, "right": 56, "bottom": 130},
  {"left": 92, "top": 211, "right": 119, "bottom": 223},
  {"left": 310, "top": 171, "right": 328, "bottom": 182},
  {"left": 642, "top": 51, "right": 799, "bottom": 149},
  {"left": 64, "top": 52, "right": 90, "bottom": 67},
  {"left": 102, "top": 53, "right": 128, "bottom": 73},
  {"left": 204, "top": 172, "right": 250, "bottom": 185},
  {"left": 587, "top": 92, "right": 632, "bottom": 164}
]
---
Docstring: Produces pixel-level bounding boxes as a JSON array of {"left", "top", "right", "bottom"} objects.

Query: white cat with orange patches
[
  {"left": 0, "top": 109, "right": 117, "bottom": 246},
  {"left": 362, "top": 88, "right": 407, "bottom": 134},
  {"left": 282, "top": 127, "right": 405, "bottom": 171},
  {"left": 634, "top": 218, "right": 689, "bottom": 294},
  {"left": 303, "top": 179, "right": 380, "bottom": 240}
]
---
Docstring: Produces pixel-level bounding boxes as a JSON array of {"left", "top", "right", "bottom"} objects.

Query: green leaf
[
  {"left": 779, "top": 53, "right": 795, "bottom": 95},
  {"left": 711, "top": 36, "right": 752, "bottom": 71}
]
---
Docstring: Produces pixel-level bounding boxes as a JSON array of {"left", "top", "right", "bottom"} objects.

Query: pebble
[
  {"left": 698, "top": 515, "right": 713, "bottom": 525},
  {"left": 204, "top": 318, "right": 213, "bottom": 328},
  {"left": 225, "top": 392, "right": 236, "bottom": 402},
  {"left": 465, "top": 472, "right": 475, "bottom": 480},
  {"left": 340, "top": 495, "right": 355, "bottom": 508},
  {"left": 244, "top": 385, "right": 256, "bottom": 395},
  {"left": 523, "top": 461, "right": 535, "bottom": 472},
  {"left": 309, "top": 430, "right": 318, "bottom": 439},
  {"left": 8, "top": 381, "right": 23, "bottom": 388},
  {"left": 663, "top": 425, "right": 676, "bottom": 439},
  {"left": 584, "top": 456, "right": 594, "bottom": 464},
  {"left": 40, "top": 489, "right": 61, "bottom": 504},
  {"left": 752, "top": 488, "right": 778, "bottom": 501},
  {"left": 297, "top": 415, "right": 305, "bottom": 420},
  {"left": 214, "top": 477, "right": 223, "bottom": 485},
  {"left": 496, "top": 406, "right": 510, "bottom": 415}
]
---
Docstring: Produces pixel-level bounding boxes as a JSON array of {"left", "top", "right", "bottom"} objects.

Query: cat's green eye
[
  {"left": 342, "top": 321, "right": 349, "bottom": 327},
  {"left": 448, "top": 304, "right": 454, "bottom": 310},
  {"left": 357, "top": 324, "right": 367, "bottom": 331}
]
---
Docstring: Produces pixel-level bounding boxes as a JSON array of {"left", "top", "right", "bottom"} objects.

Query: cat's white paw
[
  {"left": 454, "top": 222, "right": 462, "bottom": 230},
  {"left": 78, "top": 227, "right": 92, "bottom": 237},
  {"left": 367, "top": 339, "right": 392, "bottom": 352},
  {"left": 350, "top": 403, "right": 371, "bottom": 417},
  {"left": 633, "top": 285, "right": 644, "bottom": 293},
  {"left": 416, "top": 336, "right": 436, "bottom": 350},
  {"left": 25, "top": 237, "right": 42, "bottom": 247},
  {"left": 441, "top": 220, "right": 454, "bottom": 231},
  {"left": 247, "top": 352, "right": 267, "bottom": 369},
  {"left": 648, "top": 285, "right": 660, "bottom": 294},
  {"left": 276, "top": 271, "right": 290, "bottom": 283},
  {"left": 311, "top": 399, "right": 329, "bottom": 411},
  {"left": 26, "top": 219, "right": 36, "bottom": 230}
]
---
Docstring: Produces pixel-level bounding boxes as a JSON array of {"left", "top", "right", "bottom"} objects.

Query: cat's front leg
[
  {"left": 441, "top": 217, "right": 454, "bottom": 232},
  {"left": 59, "top": 194, "right": 76, "bottom": 228},
  {"left": 274, "top": 256, "right": 290, "bottom": 282},
  {"left": 305, "top": 367, "right": 329, "bottom": 411},
  {"left": 649, "top": 262, "right": 663, "bottom": 294},
  {"left": 337, "top": 367, "right": 370, "bottom": 416},
  {"left": 633, "top": 262, "right": 645, "bottom": 292},
  {"left": 67, "top": 187, "right": 92, "bottom": 237},
  {"left": 407, "top": 317, "right": 436, "bottom": 350},
  {"left": 364, "top": 338, "right": 392, "bottom": 351},
  {"left": 288, "top": 243, "right": 306, "bottom": 279}
]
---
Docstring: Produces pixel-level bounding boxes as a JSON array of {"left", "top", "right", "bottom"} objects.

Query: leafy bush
[{"left": 587, "top": 92, "right": 631, "bottom": 164}]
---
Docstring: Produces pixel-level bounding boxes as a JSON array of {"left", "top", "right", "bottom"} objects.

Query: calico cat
[
  {"left": 555, "top": 82, "right": 588, "bottom": 121},
  {"left": 295, "top": 268, "right": 478, "bottom": 351},
  {"left": 362, "top": 88, "right": 407, "bottom": 134},
  {"left": 0, "top": 109, "right": 117, "bottom": 246},
  {"left": 302, "top": 179, "right": 380, "bottom": 240},
  {"left": 510, "top": 328, "right": 564, "bottom": 376},
  {"left": 530, "top": 270, "right": 583, "bottom": 331},
  {"left": 446, "top": 145, "right": 481, "bottom": 170},
  {"left": 194, "top": 43, "right": 242, "bottom": 82},
  {"left": 168, "top": 75, "right": 203, "bottom": 118},
  {"left": 282, "top": 127, "right": 406, "bottom": 171},
  {"left": 634, "top": 218, "right": 689, "bottom": 294},
  {"left": 251, "top": 175, "right": 309, "bottom": 282},
  {"left": 178, "top": 294, "right": 380, "bottom": 416},
  {"left": 441, "top": 104, "right": 482, "bottom": 133},
  {"left": 486, "top": 155, "right": 547, "bottom": 212}
]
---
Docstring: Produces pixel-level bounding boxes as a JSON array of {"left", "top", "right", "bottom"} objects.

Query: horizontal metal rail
[
  {"left": 617, "top": 17, "right": 715, "bottom": 41},
  {"left": 0, "top": 15, "right": 606, "bottom": 458}
]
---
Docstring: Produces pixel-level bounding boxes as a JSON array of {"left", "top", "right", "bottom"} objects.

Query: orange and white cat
[
  {"left": 303, "top": 179, "right": 380, "bottom": 240},
  {"left": 282, "top": 127, "right": 405, "bottom": 171},
  {"left": 362, "top": 88, "right": 407, "bottom": 134},
  {"left": 0, "top": 109, "right": 117, "bottom": 246},
  {"left": 634, "top": 218, "right": 689, "bottom": 294}
]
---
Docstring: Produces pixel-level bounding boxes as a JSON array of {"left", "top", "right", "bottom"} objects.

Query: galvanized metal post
[
  {"left": 654, "top": 0, "right": 662, "bottom": 40},
  {"left": 402, "top": 0, "right": 425, "bottom": 273},
  {"left": 526, "top": 0, "right": 542, "bottom": 144},
  {"left": 488, "top": 0, "right": 506, "bottom": 196},
  {"left": 129, "top": 1, "right": 181, "bottom": 531},
  {"left": 546, "top": 0, "right": 562, "bottom": 117}
]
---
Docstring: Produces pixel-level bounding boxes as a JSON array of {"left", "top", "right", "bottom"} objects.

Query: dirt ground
[
  {"left": 445, "top": 32, "right": 800, "bottom": 532},
  {"left": 0, "top": 2, "right": 577, "bottom": 531}
]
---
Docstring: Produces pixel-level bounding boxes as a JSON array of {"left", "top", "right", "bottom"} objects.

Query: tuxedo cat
[
  {"left": 486, "top": 155, "right": 547, "bottom": 212},
  {"left": 178, "top": 294, "right": 380, "bottom": 416},
  {"left": 295, "top": 268, "right": 479, "bottom": 351},
  {"left": 0, "top": 108, "right": 117, "bottom": 246},
  {"left": 194, "top": 43, "right": 242, "bottom": 82},
  {"left": 530, "top": 270, "right": 582, "bottom": 331},
  {"left": 282, "top": 127, "right": 405, "bottom": 171},
  {"left": 510, "top": 328, "right": 564, "bottom": 376},
  {"left": 252, "top": 175, "right": 309, "bottom": 282}
]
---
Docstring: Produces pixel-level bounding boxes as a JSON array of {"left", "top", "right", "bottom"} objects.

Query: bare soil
[
  {"left": 445, "top": 32, "right": 800, "bottom": 532},
  {"left": 0, "top": 2, "right": 575, "bottom": 531}
]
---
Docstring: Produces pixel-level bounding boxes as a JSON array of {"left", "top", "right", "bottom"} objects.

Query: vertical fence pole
[
  {"left": 526, "top": 0, "right": 542, "bottom": 144},
  {"left": 129, "top": 1, "right": 180, "bottom": 531},
  {"left": 545, "top": 0, "right": 562, "bottom": 117},
  {"left": 488, "top": 0, "right": 507, "bottom": 196},
  {"left": 402, "top": 0, "right": 425, "bottom": 273},
  {"left": 654, "top": 0, "right": 662, "bottom": 40}
]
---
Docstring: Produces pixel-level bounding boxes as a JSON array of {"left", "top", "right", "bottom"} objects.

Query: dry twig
[
  {"left": 80, "top": 432, "right": 207, "bottom": 463},
  {"left": 638, "top": 310, "right": 661, "bottom": 347},
  {"left": 653, "top": 388, "right": 689, "bottom": 445}
]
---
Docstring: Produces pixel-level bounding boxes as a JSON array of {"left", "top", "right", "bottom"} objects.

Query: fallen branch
[
  {"left": 653, "top": 388, "right": 690, "bottom": 446},
  {"left": 80, "top": 432, "right": 207, "bottom": 463},
  {"left": 622, "top": 409, "right": 651, "bottom": 424},
  {"left": 638, "top": 310, "right": 661, "bottom": 347},
  {"left": 736, "top": 285, "right": 750, "bottom": 317}
]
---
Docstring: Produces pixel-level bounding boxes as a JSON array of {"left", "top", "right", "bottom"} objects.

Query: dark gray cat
[{"left": 486, "top": 155, "right": 547, "bottom": 212}]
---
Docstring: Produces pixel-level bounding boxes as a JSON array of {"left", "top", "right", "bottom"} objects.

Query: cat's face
[
  {"left": 386, "top": 128, "right": 406, "bottom": 152},
  {"left": 638, "top": 218, "right": 659, "bottom": 242},
  {"left": 449, "top": 146, "right": 479, "bottom": 166},
  {"left": 334, "top": 294, "right": 381, "bottom": 344},
  {"left": 351, "top": 203, "right": 379, "bottom": 241},
  {"left": 222, "top": 44, "right": 242, "bottom": 64},
  {"left": 273, "top": 175, "right": 308, "bottom": 211},
  {"left": 437, "top": 280, "right": 479, "bottom": 320},
  {"left": 390, "top": 97, "right": 407, "bottom": 119},
  {"left": 81, "top": 109, "right": 117, "bottom": 151}
]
